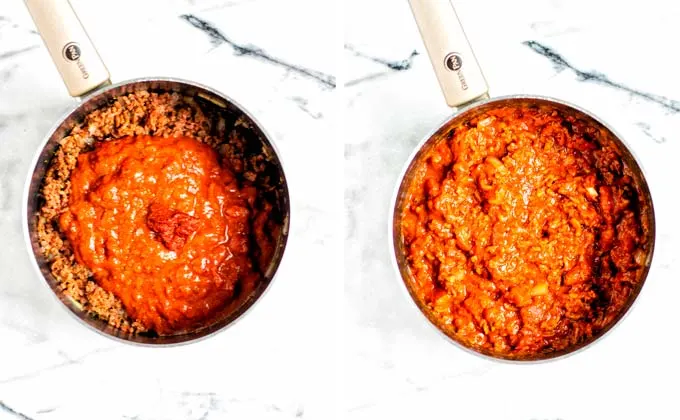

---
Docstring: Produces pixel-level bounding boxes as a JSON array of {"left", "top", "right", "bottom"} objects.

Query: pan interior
[
  {"left": 25, "top": 79, "right": 290, "bottom": 345},
  {"left": 392, "top": 96, "right": 655, "bottom": 362}
]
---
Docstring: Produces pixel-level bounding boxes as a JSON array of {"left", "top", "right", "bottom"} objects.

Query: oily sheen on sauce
[
  {"left": 401, "top": 105, "right": 651, "bottom": 358},
  {"left": 59, "top": 136, "right": 261, "bottom": 335}
]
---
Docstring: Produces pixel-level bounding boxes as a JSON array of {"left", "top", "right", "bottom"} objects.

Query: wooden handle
[
  {"left": 408, "top": 0, "right": 489, "bottom": 107},
  {"left": 24, "top": 0, "right": 110, "bottom": 97}
]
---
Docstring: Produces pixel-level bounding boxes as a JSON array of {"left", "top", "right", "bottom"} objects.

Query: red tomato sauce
[
  {"left": 59, "top": 135, "right": 264, "bottom": 335},
  {"left": 401, "top": 106, "right": 651, "bottom": 358}
]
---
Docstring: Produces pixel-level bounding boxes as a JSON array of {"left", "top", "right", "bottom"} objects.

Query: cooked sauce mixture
[
  {"left": 401, "top": 106, "right": 651, "bottom": 358},
  {"left": 59, "top": 135, "right": 264, "bottom": 335}
]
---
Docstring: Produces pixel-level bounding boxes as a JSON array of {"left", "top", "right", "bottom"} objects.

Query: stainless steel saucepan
[
  {"left": 389, "top": 0, "right": 656, "bottom": 361},
  {"left": 22, "top": 0, "right": 290, "bottom": 345}
]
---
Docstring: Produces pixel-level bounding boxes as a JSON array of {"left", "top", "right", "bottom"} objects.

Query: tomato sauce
[
  {"left": 401, "top": 106, "right": 651, "bottom": 357},
  {"left": 59, "top": 135, "right": 262, "bottom": 335}
]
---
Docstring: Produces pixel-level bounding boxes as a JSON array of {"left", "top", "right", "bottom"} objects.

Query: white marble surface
[
  {"left": 4, "top": 0, "right": 680, "bottom": 418},
  {"left": 0, "top": 0, "right": 337, "bottom": 419},
  {"left": 345, "top": 0, "right": 680, "bottom": 419}
]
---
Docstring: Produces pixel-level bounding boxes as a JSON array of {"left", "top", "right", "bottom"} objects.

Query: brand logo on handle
[
  {"left": 62, "top": 42, "right": 89, "bottom": 79},
  {"left": 444, "top": 52, "right": 468, "bottom": 90},
  {"left": 62, "top": 42, "right": 81, "bottom": 61},
  {"left": 444, "top": 52, "right": 463, "bottom": 71}
]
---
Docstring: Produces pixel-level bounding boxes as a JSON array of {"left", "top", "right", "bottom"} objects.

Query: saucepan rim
[
  {"left": 388, "top": 94, "right": 656, "bottom": 363},
  {"left": 22, "top": 76, "right": 291, "bottom": 347}
]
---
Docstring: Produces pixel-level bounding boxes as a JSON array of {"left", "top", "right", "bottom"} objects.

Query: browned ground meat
[
  {"left": 37, "top": 91, "right": 280, "bottom": 335},
  {"left": 401, "top": 105, "right": 652, "bottom": 358}
]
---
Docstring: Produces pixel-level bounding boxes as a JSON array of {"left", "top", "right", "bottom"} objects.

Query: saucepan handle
[
  {"left": 408, "top": 0, "right": 489, "bottom": 108},
  {"left": 24, "top": 0, "right": 111, "bottom": 98}
]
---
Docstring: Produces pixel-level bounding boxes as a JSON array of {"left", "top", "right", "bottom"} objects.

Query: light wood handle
[
  {"left": 25, "top": 0, "right": 110, "bottom": 97},
  {"left": 408, "top": 0, "right": 489, "bottom": 107}
]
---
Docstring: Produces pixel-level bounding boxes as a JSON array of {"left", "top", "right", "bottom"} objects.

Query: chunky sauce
[
  {"left": 401, "top": 106, "right": 650, "bottom": 358},
  {"left": 59, "top": 136, "right": 261, "bottom": 335}
]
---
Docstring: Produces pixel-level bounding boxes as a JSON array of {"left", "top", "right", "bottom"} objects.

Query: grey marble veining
[
  {"left": 344, "top": 0, "right": 680, "bottom": 418},
  {"left": 523, "top": 40, "right": 680, "bottom": 114},
  {"left": 0, "top": 0, "right": 335, "bottom": 419},
  {"left": 3, "top": 0, "right": 680, "bottom": 418},
  {"left": 180, "top": 14, "right": 336, "bottom": 88}
]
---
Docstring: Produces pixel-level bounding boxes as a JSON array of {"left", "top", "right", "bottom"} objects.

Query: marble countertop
[
  {"left": 345, "top": 0, "right": 680, "bottom": 419},
  {"left": 0, "top": 0, "right": 336, "bottom": 419},
  {"left": 3, "top": 0, "right": 680, "bottom": 418}
]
